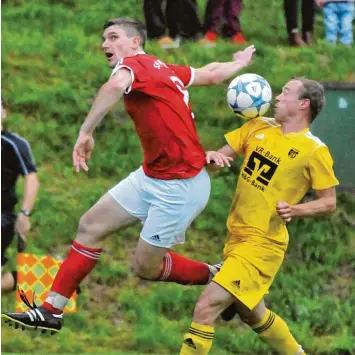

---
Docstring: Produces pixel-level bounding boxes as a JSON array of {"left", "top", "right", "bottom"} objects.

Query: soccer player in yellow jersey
[{"left": 179, "top": 78, "right": 339, "bottom": 355}]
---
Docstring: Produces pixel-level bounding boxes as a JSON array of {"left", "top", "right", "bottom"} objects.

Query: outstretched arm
[
  {"left": 80, "top": 68, "right": 132, "bottom": 135},
  {"left": 73, "top": 68, "right": 132, "bottom": 172},
  {"left": 192, "top": 45, "right": 255, "bottom": 86}
]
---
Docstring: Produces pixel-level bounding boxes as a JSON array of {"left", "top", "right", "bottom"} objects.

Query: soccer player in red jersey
[{"left": 2, "top": 17, "right": 255, "bottom": 333}]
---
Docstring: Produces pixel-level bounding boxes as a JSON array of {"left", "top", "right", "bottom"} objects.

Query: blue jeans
[{"left": 323, "top": 2, "right": 354, "bottom": 44}]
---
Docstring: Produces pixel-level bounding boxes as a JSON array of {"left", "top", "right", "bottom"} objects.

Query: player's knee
[
  {"left": 132, "top": 261, "right": 160, "bottom": 280},
  {"left": 77, "top": 212, "right": 101, "bottom": 243},
  {"left": 78, "top": 212, "right": 93, "bottom": 234},
  {"left": 132, "top": 251, "right": 163, "bottom": 280}
]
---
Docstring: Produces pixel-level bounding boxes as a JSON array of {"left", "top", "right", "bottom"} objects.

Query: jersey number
[{"left": 170, "top": 76, "right": 190, "bottom": 107}]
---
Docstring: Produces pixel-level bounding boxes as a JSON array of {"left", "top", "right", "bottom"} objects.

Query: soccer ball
[{"left": 227, "top": 73, "right": 272, "bottom": 119}]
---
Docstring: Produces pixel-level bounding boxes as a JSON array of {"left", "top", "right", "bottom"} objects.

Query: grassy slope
[
  {"left": 2, "top": 354, "right": 156, "bottom": 355},
  {"left": 1, "top": 0, "right": 355, "bottom": 354}
]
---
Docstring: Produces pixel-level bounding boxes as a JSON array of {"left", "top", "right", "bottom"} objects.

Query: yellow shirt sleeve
[
  {"left": 224, "top": 120, "right": 255, "bottom": 155},
  {"left": 304, "top": 145, "right": 339, "bottom": 190}
]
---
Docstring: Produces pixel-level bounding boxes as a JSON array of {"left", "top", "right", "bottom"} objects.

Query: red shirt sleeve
[
  {"left": 111, "top": 57, "right": 148, "bottom": 94},
  {"left": 166, "top": 64, "right": 195, "bottom": 87}
]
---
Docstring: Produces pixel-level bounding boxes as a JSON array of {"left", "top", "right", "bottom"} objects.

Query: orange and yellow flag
[{"left": 15, "top": 253, "right": 77, "bottom": 313}]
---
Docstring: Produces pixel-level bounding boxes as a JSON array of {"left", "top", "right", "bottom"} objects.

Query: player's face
[
  {"left": 274, "top": 80, "right": 304, "bottom": 122},
  {"left": 102, "top": 25, "right": 136, "bottom": 68}
]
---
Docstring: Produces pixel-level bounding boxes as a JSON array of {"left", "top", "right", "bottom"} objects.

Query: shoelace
[
  {"left": 17, "top": 288, "right": 45, "bottom": 327},
  {"left": 13, "top": 288, "right": 61, "bottom": 334},
  {"left": 18, "top": 288, "right": 38, "bottom": 310}
]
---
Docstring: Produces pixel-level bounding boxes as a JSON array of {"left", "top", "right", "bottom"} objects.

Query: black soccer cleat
[
  {"left": 2, "top": 289, "right": 63, "bottom": 335},
  {"left": 220, "top": 302, "right": 238, "bottom": 321}
]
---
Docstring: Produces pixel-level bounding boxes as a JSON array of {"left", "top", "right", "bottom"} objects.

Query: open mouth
[{"left": 105, "top": 52, "right": 113, "bottom": 59}]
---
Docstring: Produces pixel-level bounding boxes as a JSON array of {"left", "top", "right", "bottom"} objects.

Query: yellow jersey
[{"left": 225, "top": 117, "right": 339, "bottom": 245}]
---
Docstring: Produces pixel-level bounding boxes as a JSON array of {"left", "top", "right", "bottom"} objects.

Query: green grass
[
  {"left": 2, "top": 353, "right": 164, "bottom": 355},
  {"left": 1, "top": 0, "right": 355, "bottom": 354},
  {"left": 2, "top": 353, "right": 165, "bottom": 355}
]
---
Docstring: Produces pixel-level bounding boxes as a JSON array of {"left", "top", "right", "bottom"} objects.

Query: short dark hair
[
  {"left": 103, "top": 17, "right": 146, "bottom": 49},
  {"left": 294, "top": 78, "right": 325, "bottom": 122}
]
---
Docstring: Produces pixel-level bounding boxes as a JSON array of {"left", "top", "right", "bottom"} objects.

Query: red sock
[
  {"left": 42, "top": 241, "right": 101, "bottom": 312},
  {"left": 158, "top": 251, "right": 210, "bottom": 285}
]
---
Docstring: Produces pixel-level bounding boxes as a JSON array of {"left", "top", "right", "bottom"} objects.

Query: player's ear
[
  {"left": 300, "top": 98, "right": 310, "bottom": 110},
  {"left": 132, "top": 36, "right": 141, "bottom": 50}
]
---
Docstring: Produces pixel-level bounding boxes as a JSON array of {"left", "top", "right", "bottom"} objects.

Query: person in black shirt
[{"left": 1, "top": 97, "right": 39, "bottom": 293}]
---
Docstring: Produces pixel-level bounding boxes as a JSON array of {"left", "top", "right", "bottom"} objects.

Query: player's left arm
[
  {"left": 192, "top": 45, "right": 255, "bottom": 86},
  {"left": 277, "top": 187, "right": 337, "bottom": 222},
  {"left": 277, "top": 145, "right": 338, "bottom": 222}
]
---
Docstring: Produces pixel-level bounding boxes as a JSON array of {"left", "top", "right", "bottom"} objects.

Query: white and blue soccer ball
[{"left": 227, "top": 73, "right": 272, "bottom": 119}]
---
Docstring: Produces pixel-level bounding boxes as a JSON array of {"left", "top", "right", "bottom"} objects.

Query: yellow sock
[
  {"left": 252, "top": 309, "right": 305, "bottom": 355},
  {"left": 180, "top": 321, "right": 214, "bottom": 355}
]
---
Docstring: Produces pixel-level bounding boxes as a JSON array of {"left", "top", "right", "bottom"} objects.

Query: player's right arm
[
  {"left": 80, "top": 68, "right": 132, "bottom": 135},
  {"left": 206, "top": 119, "right": 255, "bottom": 171},
  {"left": 73, "top": 68, "right": 132, "bottom": 172},
  {"left": 192, "top": 45, "right": 255, "bottom": 86}
]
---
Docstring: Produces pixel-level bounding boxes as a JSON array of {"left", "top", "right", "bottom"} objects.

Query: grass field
[
  {"left": 1, "top": 0, "right": 355, "bottom": 354},
  {"left": 2, "top": 352, "right": 167, "bottom": 355},
  {"left": 2, "top": 353, "right": 168, "bottom": 355}
]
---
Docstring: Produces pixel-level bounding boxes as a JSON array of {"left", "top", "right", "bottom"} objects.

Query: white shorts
[{"left": 109, "top": 166, "right": 211, "bottom": 248}]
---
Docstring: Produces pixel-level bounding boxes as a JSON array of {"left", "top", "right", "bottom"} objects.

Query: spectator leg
[
  {"left": 222, "top": 0, "right": 243, "bottom": 38},
  {"left": 302, "top": 0, "right": 315, "bottom": 34},
  {"left": 284, "top": 0, "right": 299, "bottom": 34},
  {"left": 204, "top": 0, "right": 226, "bottom": 34},
  {"left": 166, "top": 0, "right": 180, "bottom": 38},
  {"left": 338, "top": 2, "right": 354, "bottom": 45},
  {"left": 167, "top": 0, "right": 202, "bottom": 39},
  {"left": 323, "top": 3, "right": 339, "bottom": 44},
  {"left": 143, "top": 0, "right": 166, "bottom": 39}
]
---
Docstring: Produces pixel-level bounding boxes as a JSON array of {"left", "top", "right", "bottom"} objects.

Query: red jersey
[{"left": 111, "top": 53, "right": 206, "bottom": 179}]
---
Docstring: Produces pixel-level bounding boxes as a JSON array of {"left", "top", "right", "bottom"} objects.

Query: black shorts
[{"left": 1, "top": 212, "right": 16, "bottom": 266}]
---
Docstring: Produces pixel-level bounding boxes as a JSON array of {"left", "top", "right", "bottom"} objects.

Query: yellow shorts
[{"left": 213, "top": 234, "right": 287, "bottom": 310}]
